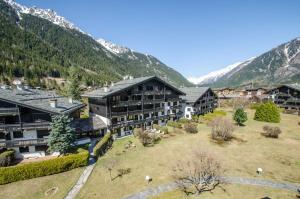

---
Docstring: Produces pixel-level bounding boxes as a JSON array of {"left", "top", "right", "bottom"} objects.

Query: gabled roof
[
  {"left": 268, "top": 84, "right": 300, "bottom": 93},
  {"left": 0, "top": 87, "right": 84, "bottom": 114},
  {"left": 83, "top": 76, "right": 185, "bottom": 98},
  {"left": 180, "top": 87, "right": 211, "bottom": 103}
]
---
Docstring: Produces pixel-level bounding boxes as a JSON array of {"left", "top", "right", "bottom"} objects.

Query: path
[
  {"left": 124, "top": 176, "right": 300, "bottom": 199},
  {"left": 64, "top": 139, "right": 98, "bottom": 199}
]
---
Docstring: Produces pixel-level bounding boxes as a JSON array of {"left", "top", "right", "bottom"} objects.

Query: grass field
[
  {"left": 77, "top": 109, "right": 300, "bottom": 199},
  {"left": 0, "top": 168, "right": 83, "bottom": 199}
]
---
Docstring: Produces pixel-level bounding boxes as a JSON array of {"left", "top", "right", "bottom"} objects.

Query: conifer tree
[{"left": 48, "top": 114, "right": 75, "bottom": 154}]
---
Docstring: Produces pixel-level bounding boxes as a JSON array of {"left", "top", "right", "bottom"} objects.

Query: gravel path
[
  {"left": 124, "top": 176, "right": 300, "bottom": 199},
  {"left": 64, "top": 139, "right": 98, "bottom": 199}
]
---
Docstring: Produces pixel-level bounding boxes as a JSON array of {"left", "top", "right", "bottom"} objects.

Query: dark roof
[
  {"left": 180, "top": 87, "right": 211, "bottom": 103},
  {"left": 72, "top": 116, "right": 107, "bottom": 132},
  {"left": 83, "top": 76, "right": 185, "bottom": 98},
  {"left": 268, "top": 84, "right": 300, "bottom": 93},
  {"left": 0, "top": 87, "right": 84, "bottom": 114}
]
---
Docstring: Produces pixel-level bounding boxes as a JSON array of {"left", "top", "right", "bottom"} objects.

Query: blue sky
[{"left": 17, "top": 0, "right": 300, "bottom": 78}]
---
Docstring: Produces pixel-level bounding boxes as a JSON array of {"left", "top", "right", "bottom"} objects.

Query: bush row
[
  {"left": 0, "top": 149, "right": 89, "bottom": 185},
  {"left": 0, "top": 149, "right": 15, "bottom": 167},
  {"left": 93, "top": 132, "right": 113, "bottom": 158}
]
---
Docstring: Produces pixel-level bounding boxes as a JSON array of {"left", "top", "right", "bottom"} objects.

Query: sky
[{"left": 17, "top": 0, "right": 300, "bottom": 79}]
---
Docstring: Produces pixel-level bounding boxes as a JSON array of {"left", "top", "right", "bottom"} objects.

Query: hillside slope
[
  {"left": 0, "top": 0, "right": 191, "bottom": 87},
  {"left": 189, "top": 38, "right": 300, "bottom": 88}
]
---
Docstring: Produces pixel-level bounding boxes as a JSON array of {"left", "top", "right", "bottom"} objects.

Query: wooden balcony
[
  {"left": 0, "top": 138, "right": 48, "bottom": 148},
  {"left": 0, "top": 107, "right": 19, "bottom": 116},
  {"left": 0, "top": 122, "right": 50, "bottom": 131},
  {"left": 111, "top": 99, "right": 165, "bottom": 107},
  {"left": 111, "top": 115, "right": 170, "bottom": 128}
]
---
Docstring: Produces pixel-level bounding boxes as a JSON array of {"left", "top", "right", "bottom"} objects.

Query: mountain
[
  {"left": 189, "top": 38, "right": 300, "bottom": 88},
  {"left": 0, "top": 0, "right": 191, "bottom": 88},
  {"left": 188, "top": 58, "right": 255, "bottom": 85}
]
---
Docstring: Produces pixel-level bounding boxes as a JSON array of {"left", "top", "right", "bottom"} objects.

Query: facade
[
  {"left": 0, "top": 85, "right": 85, "bottom": 158},
  {"left": 268, "top": 84, "right": 300, "bottom": 110},
  {"left": 83, "top": 76, "right": 185, "bottom": 137},
  {"left": 180, "top": 87, "right": 218, "bottom": 119}
]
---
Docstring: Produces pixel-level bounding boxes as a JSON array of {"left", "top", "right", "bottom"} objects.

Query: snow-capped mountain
[
  {"left": 190, "top": 37, "right": 300, "bottom": 87},
  {"left": 188, "top": 57, "right": 255, "bottom": 85},
  {"left": 97, "top": 39, "right": 131, "bottom": 55},
  {"left": 4, "top": 0, "right": 85, "bottom": 33},
  {"left": 0, "top": 0, "right": 192, "bottom": 86}
]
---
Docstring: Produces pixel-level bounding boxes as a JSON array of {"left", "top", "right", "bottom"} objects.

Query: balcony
[
  {"left": 111, "top": 115, "right": 170, "bottom": 128},
  {"left": 0, "top": 107, "right": 19, "bottom": 116},
  {"left": 0, "top": 122, "right": 50, "bottom": 131},
  {"left": 0, "top": 138, "right": 48, "bottom": 148},
  {"left": 111, "top": 99, "right": 165, "bottom": 107}
]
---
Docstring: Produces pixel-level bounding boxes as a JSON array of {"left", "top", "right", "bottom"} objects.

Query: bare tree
[
  {"left": 104, "top": 159, "right": 118, "bottom": 181},
  {"left": 172, "top": 150, "right": 222, "bottom": 195}
]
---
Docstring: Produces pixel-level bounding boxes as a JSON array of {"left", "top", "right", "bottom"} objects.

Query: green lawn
[
  {"left": 77, "top": 109, "right": 300, "bottom": 199},
  {"left": 0, "top": 167, "right": 83, "bottom": 199}
]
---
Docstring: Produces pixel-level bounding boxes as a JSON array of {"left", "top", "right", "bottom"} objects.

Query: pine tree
[
  {"left": 233, "top": 108, "right": 248, "bottom": 126},
  {"left": 67, "top": 67, "right": 82, "bottom": 100},
  {"left": 48, "top": 114, "right": 75, "bottom": 154}
]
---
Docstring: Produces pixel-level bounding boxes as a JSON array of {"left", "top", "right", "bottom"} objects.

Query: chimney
[
  {"left": 50, "top": 99, "right": 57, "bottom": 108},
  {"left": 103, "top": 86, "right": 110, "bottom": 92},
  {"left": 68, "top": 97, "right": 73, "bottom": 104}
]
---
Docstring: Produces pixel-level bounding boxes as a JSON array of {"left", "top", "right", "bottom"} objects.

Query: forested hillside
[{"left": 0, "top": 0, "right": 191, "bottom": 89}]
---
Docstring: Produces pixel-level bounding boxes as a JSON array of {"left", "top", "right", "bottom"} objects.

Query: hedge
[
  {"left": 93, "top": 132, "right": 113, "bottom": 158},
  {"left": 0, "top": 149, "right": 15, "bottom": 167},
  {"left": 0, "top": 149, "right": 89, "bottom": 185},
  {"left": 167, "top": 121, "right": 182, "bottom": 129},
  {"left": 254, "top": 102, "right": 280, "bottom": 123}
]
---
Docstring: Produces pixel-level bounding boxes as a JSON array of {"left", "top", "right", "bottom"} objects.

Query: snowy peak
[
  {"left": 188, "top": 57, "right": 256, "bottom": 85},
  {"left": 97, "top": 38, "right": 131, "bottom": 54},
  {"left": 4, "top": 0, "right": 85, "bottom": 33}
]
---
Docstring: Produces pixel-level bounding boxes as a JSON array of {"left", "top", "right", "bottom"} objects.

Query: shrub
[
  {"left": 172, "top": 150, "right": 222, "bottom": 195},
  {"left": 153, "top": 125, "right": 168, "bottom": 134},
  {"left": 0, "top": 149, "right": 88, "bottom": 184},
  {"left": 210, "top": 117, "right": 234, "bottom": 141},
  {"left": 159, "top": 126, "right": 169, "bottom": 134},
  {"left": 93, "top": 132, "right": 113, "bottom": 158},
  {"left": 262, "top": 126, "right": 282, "bottom": 138},
  {"left": 191, "top": 115, "right": 199, "bottom": 123},
  {"left": 184, "top": 122, "right": 198, "bottom": 134},
  {"left": 167, "top": 121, "right": 182, "bottom": 129},
  {"left": 233, "top": 108, "right": 248, "bottom": 126},
  {"left": 0, "top": 149, "right": 15, "bottom": 167},
  {"left": 199, "top": 110, "right": 227, "bottom": 123},
  {"left": 135, "top": 130, "right": 161, "bottom": 146},
  {"left": 254, "top": 102, "right": 280, "bottom": 123},
  {"left": 178, "top": 118, "right": 189, "bottom": 124},
  {"left": 117, "top": 168, "right": 131, "bottom": 177}
]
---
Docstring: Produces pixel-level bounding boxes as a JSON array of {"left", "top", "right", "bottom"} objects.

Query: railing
[
  {"left": 0, "top": 107, "right": 19, "bottom": 116},
  {"left": 111, "top": 115, "right": 170, "bottom": 127},
  {"left": 111, "top": 99, "right": 165, "bottom": 107},
  {"left": 0, "top": 122, "right": 50, "bottom": 131},
  {"left": 0, "top": 138, "right": 48, "bottom": 148}
]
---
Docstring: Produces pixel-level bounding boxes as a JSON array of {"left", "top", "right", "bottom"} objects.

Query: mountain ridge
[
  {"left": 0, "top": 0, "right": 192, "bottom": 87},
  {"left": 189, "top": 37, "right": 300, "bottom": 88}
]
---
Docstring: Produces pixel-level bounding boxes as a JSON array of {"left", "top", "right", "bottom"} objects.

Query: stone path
[
  {"left": 124, "top": 176, "right": 300, "bottom": 199},
  {"left": 64, "top": 139, "right": 98, "bottom": 199}
]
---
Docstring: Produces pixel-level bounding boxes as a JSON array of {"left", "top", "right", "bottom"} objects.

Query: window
[
  {"left": 37, "top": 130, "right": 50, "bottom": 138},
  {"left": 187, "top": 108, "right": 191, "bottom": 112},
  {"left": 35, "top": 145, "right": 47, "bottom": 152},
  {"left": 13, "top": 131, "right": 23, "bottom": 138},
  {"left": 186, "top": 114, "right": 190, "bottom": 119},
  {"left": 19, "top": 146, "right": 29, "bottom": 153}
]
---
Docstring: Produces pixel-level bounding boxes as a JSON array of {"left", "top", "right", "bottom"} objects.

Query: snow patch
[
  {"left": 188, "top": 57, "right": 256, "bottom": 85},
  {"left": 97, "top": 38, "right": 131, "bottom": 55},
  {"left": 4, "top": 0, "right": 86, "bottom": 33}
]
